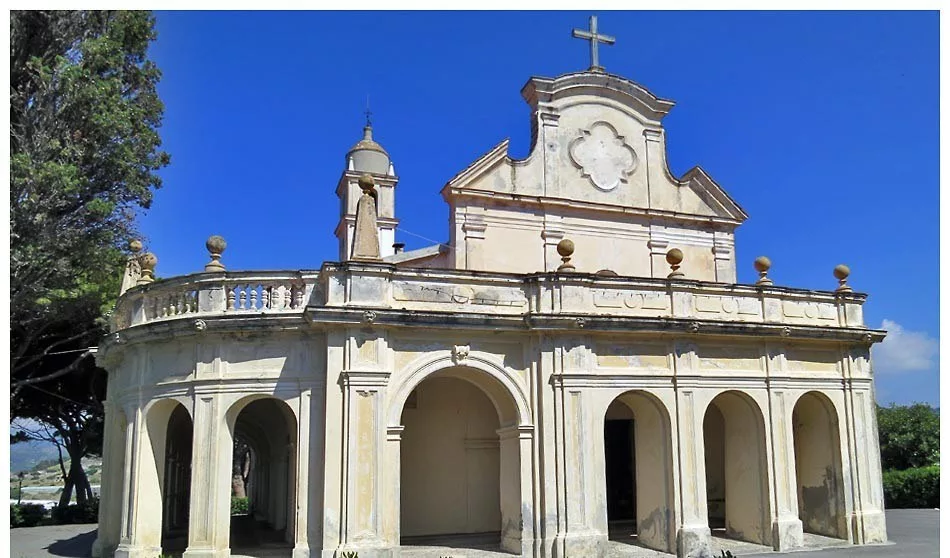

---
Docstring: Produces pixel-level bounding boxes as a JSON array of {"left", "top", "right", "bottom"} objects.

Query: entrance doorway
[
  {"left": 604, "top": 405, "right": 635, "bottom": 523},
  {"left": 601, "top": 392, "right": 675, "bottom": 554}
]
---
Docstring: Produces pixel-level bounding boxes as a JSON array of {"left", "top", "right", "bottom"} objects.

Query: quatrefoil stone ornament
[{"left": 569, "top": 121, "right": 638, "bottom": 192}]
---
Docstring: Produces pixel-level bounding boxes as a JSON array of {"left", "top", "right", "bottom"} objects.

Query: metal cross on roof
[
  {"left": 572, "top": 15, "right": 615, "bottom": 73},
  {"left": 364, "top": 95, "right": 373, "bottom": 127}
]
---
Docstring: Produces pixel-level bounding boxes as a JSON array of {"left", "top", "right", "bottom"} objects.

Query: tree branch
[{"left": 12, "top": 349, "right": 93, "bottom": 396}]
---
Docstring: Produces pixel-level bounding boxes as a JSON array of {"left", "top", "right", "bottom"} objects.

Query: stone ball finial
[
  {"left": 834, "top": 264, "right": 852, "bottom": 292},
  {"left": 556, "top": 239, "right": 576, "bottom": 272},
  {"left": 205, "top": 235, "right": 227, "bottom": 272},
  {"left": 754, "top": 256, "right": 773, "bottom": 286},
  {"left": 358, "top": 173, "right": 376, "bottom": 193},
  {"left": 136, "top": 252, "right": 157, "bottom": 285},
  {"left": 128, "top": 239, "right": 143, "bottom": 254},
  {"left": 666, "top": 248, "right": 685, "bottom": 279}
]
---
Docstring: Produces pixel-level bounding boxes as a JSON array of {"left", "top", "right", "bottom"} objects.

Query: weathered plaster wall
[{"left": 400, "top": 376, "right": 502, "bottom": 537}]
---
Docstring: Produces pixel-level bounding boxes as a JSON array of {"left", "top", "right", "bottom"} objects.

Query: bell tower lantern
[{"left": 335, "top": 119, "right": 399, "bottom": 260}]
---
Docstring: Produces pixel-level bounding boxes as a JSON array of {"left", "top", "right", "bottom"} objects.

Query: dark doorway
[
  {"left": 161, "top": 404, "right": 193, "bottom": 552},
  {"left": 604, "top": 418, "right": 636, "bottom": 522}
]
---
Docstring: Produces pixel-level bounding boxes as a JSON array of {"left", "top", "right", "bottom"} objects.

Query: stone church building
[{"left": 93, "top": 18, "right": 888, "bottom": 558}]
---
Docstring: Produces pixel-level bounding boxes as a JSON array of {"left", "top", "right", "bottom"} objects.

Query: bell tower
[{"left": 335, "top": 117, "right": 399, "bottom": 260}]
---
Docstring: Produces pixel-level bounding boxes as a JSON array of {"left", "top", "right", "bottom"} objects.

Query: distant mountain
[{"left": 10, "top": 439, "right": 60, "bottom": 473}]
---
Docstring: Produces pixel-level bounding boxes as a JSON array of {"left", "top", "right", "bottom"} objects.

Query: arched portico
[
  {"left": 792, "top": 391, "right": 847, "bottom": 540},
  {"left": 385, "top": 355, "right": 534, "bottom": 556},
  {"left": 601, "top": 390, "right": 676, "bottom": 554},
  {"left": 703, "top": 390, "right": 772, "bottom": 547},
  {"left": 225, "top": 395, "right": 298, "bottom": 554}
]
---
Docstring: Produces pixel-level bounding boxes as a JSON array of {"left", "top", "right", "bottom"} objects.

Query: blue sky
[{"left": 142, "top": 11, "right": 939, "bottom": 405}]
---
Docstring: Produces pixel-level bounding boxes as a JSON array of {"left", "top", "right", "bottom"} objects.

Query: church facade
[{"left": 93, "top": 23, "right": 888, "bottom": 558}]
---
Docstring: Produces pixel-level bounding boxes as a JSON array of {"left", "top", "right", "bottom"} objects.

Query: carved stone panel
[{"left": 568, "top": 121, "right": 638, "bottom": 192}]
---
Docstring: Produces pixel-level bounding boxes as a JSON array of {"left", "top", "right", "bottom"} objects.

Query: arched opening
[
  {"left": 137, "top": 399, "right": 193, "bottom": 556},
  {"left": 227, "top": 397, "right": 297, "bottom": 555},
  {"left": 399, "top": 367, "right": 522, "bottom": 554},
  {"left": 161, "top": 404, "right": 193, "bottom": 552},
  {"left": 603, "top": 391, "right": 675, "bottom": 553},
  {"left": 703, "top": 391, "right": 771, "bottom": 546},
  {"left": 793, "top": 392, "right": 847, "bottom": 540}
]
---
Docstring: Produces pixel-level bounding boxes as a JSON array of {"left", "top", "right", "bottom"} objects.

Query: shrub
[
  {"left": 882, "top": 465, "right": 939, "bottom": 508},
  {"left": 51, "top": 498, "right": 99, "bottom": 524},
  {"left": 231, "top": 496, "right": 249, "bottom": 515},
  {"left": 11, "top": 503, "right": 48, "bottom": 528}
]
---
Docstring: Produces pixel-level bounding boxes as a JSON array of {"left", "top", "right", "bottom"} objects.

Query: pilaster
[
  {"left": 765, "top": 353, "right": 805, "bottom": 550},
  {"left": 183, "top": 394, "right": 231, "bottom": 558},
  {"left": 671, "top": 342, "right": 713, "bottom": 558},
  {"left": 337, "top": 370, "right": 393, "bottom": 558}
]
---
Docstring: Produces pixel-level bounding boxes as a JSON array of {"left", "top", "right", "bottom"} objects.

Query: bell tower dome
[{"left": 335, "top": 119, "right": 399, "bottom": 260}]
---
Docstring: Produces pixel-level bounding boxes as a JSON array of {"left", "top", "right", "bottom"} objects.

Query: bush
[
  {"left": 51, "top": 498, "right": 99, "bottom": 524},
  {"left": 882, "top": 465, "right": 939, "bottom": 508},
  {"left": 231, "top": 496, "right": 249, "bottom": 516},
  {"left": 11, "top": 503, "right": 48, "bottom": 528}
]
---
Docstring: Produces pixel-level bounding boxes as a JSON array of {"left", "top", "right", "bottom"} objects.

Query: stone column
[
  {"left": 92, "top": 401, "right": 126, "bottom": 558},
  {"left": 293, "top": 389, "right": 312, "bottom": 558},
  {"left": 498, "top": 425, "right": 536, "bottom": 556},
  {"left": 184, "top": 394, "right": 231, "bottom": 558},
  {"left": 671, "top": 343, "right": 713, "bottom": 557},
  {"left": 114, "top": 404, "right": 163, "bottom": 558},
  {"left": 766, "top": 382, "right": 805, "bottom": 550},
  {"left": 550, "top": 377, "right": 601, "bottom": 557},
  {"left": 337, "top": 370, "right": 392, "bottom": 557},
  {"left": 843, "top": 378, "right": 888, "bottom": 544}
]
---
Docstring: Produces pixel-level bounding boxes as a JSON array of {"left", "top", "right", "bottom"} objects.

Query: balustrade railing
[{"left": 114, "top": 272, "right": 315, "bottom": 331}]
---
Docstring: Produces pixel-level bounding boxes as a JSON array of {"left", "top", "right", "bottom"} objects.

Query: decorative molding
[
  {"left": 451, "top": 344, "right": 470, "bottom": 365},
  {"left": 341, "top": 370, "right": 391, "bottom": 389},
  {"left": 568, "top": 121, "right": 638, "bottom": 192}
]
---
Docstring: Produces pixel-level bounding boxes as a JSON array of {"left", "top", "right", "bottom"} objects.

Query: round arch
[
  {"left": 387, "top": 352, "right": 531, "bottom": 428},
  {"left": 224, "top": 395, "right": 298, "bottom": 550},
  {"left": 601, "top": 389, "right": 676, "bottom": 554},
  {"left": 791, "top": 391, "right": 847, "bottom": 540},
  {"left": 703, "top": 390, "right": 772, "bottom": 547}
]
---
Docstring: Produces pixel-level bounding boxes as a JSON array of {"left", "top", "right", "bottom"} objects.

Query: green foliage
[
  {"left": 231, "top": 496, "right": 249, "bottom": 516},
  {"left": 10, "top": 9, "right": 168, "bottom": 512},
  {"left": 10, "top": 503, "right": 48, "bottom": 528},
  {"left": 11, "top": 9, "right": 169, "bottom": 399},
  {"left": 882, "top": 465, "right": 939, "bottom": 509},
  {"left": 50, "top": 497, "right": 99, "bottom": 524},
  {"left": 339, "top": 552, "right": 359, "bottom": 558},
  {"left": 877, "top": 403, "right": 940, "bottom": 470}
]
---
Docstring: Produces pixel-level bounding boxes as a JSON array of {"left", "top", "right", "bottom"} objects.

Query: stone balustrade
[
  {"left": 111, "top": 271, "right": 318, "bottom": 331},
  {"left": 110, "top": 262, "right": 869, "bottom": 333}
]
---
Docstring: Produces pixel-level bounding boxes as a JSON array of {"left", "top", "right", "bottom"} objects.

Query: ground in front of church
[{"left": 9, "top": 509, "right": 936, "bottom": 558}]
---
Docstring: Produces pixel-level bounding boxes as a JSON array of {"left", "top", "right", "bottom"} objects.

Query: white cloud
[{"left": 871, "top": 319, "right": 939, "bottom": 373}]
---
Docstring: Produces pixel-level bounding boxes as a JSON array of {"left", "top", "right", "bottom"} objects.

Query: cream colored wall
[
  {"left": 708, "top": 392, "right": 772, "bottom": 546},
  {"left": 399, "top": 376, "right": 502, "bottom": 537},
  {"left": 793, "top": 392, "right": 846, "bottom": 539}
]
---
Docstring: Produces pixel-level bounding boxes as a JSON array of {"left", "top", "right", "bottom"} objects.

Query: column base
[
  {"left": 852, "top": 510, "right": 888, "bottom": 544},
  {"left": 551, "top": 532, "right": 606, "bottom": 558},
  {"left": 182, "top": 546, "right": 230, "bottom": 558},
  {"left": 677, "top": 525, "right": 713, "bottom": 558},
  {"left": 114, "top": 543, "right": 162, "bottom": 558},
  {"left": 292, "top": 544, "right": 312, "bottom": 558},
  {"left": 332, "top": 547, "right": 394, "bottom": 558},
  {"left": 772, "top": 516, "right": 804, "bottom": 551}
]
